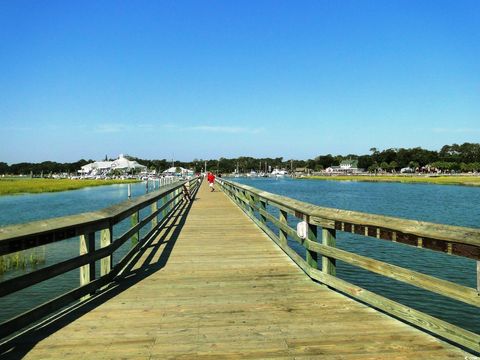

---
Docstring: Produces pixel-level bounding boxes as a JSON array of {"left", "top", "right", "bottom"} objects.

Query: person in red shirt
[{"left": 207, "top": 172, "right": 215, "bottom": 192}]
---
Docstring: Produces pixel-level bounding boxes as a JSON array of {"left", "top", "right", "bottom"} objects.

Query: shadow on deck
[{"left": 1, "top": 196, "right": 195, "bottom": 359}]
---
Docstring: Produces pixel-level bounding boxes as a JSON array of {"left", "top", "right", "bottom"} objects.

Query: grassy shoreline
[
  {"left": 0, "top": 178, "right": 140, "bottom": 196},
  {"left": 302, "top": 175, "right": 480, "bottom": 187}
]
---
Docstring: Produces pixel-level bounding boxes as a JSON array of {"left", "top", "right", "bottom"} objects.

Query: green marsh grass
[
  {"left": 306, "top": 174, "right": 480, "bottom": 187},
  {"left": 0, "top": 178, "right": 140, "bottom": 196},
  {"left": 0, "top": 247, "right": 46, "bottom": 276}
]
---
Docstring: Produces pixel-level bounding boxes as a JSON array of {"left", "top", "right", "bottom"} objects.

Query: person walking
[{"left": 207, "top": 172, "right": 216, "bottom": 192}]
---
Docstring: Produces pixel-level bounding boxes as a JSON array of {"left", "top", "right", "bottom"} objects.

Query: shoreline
[
  {"left": 301, "top": 175, "right": 480, "bottom": 187},
  {"left": 0, "top": 178, "right": 141, "bottom": 196}
]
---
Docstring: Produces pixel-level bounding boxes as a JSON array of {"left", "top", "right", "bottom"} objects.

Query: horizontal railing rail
[
  {"left": 0, "top": 176, "right": 201, "bottom": 339},
  {"left": 217, "top": 178, "right": 480, "bottom": 353}
]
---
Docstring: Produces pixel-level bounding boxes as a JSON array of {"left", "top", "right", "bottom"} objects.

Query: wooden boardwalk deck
[{"left": 10, "top": 182, "right": 474, "bottom": 359}]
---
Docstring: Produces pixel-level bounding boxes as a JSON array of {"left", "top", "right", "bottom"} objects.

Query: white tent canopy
[
  {"left": 78, "top": 154, "right": 146, "bottom": 175},
  {"left": 111, "top": 154, "right": 146, "bottom": 171},
  {"left": 162, "top": 167, "right": 194, "bottom": 175}
]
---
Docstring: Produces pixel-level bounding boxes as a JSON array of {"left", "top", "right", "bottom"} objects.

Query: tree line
[{"left": 1, "top": 142, "right": 480, "bottom": 175}]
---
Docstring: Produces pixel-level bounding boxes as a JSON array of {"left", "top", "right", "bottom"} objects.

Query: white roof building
[
  {"left": 111, "top": 154, "right": 147, "bottom": 171},
  {"left": 79, "top": 154, "right": 146, "bottom": 175},
  {"left": 162, "top": 167, "right": 194, "bottom": 176}
]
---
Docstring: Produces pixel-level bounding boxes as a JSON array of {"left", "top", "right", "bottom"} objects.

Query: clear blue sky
[{"left": 1, "top": 1, "right": 479, "bottom": 163}]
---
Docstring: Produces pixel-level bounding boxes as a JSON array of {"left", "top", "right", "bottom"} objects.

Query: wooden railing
[
  {"left": 217, "top": 178, "right": 480, "bottom": 353},
  {"left": 0, "top": 177, "right": 201, "bottom": 339}
]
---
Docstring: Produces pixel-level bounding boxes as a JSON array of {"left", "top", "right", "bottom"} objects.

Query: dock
[
  {"left": 0, "top": 178, "right": 479, "bottom": 358},
  {"left": 0, "top": 180, "right": 475, "bottom": 359}
]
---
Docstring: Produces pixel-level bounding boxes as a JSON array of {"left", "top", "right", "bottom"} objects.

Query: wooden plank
[
  {"left": 279, "top": 210, "right": 288, "bottom": 247},
  {"left": 3, "top": 180, "right": 476, "bottom": 359},
  {"left": 0, "top": 214, "right": 108, "bottom": 256},
  {"left": 306, "top": 240, "right": 480, "bottom": 307},
  {"left": 306, "top": 222, "right": 317, "bottom": 269},
  {"left": 0, "top": 242, "right": 113, "bottom": 298},
  {"left": 477, "top": 261, "right": 480, "bottom": 293},
  {"left": 151, "top": 201, "right": 158, "bottom": 230},
  {"left": 100, "top": 225, "right": 112, "bottom": 276},
  {"left": 256, "top": 207, "right": 303, "bottom": 245},
  {"left": 131, "top": 211, "right": 139, "bottom": 246},
  {"left": 0, "top": 180, "right": 194, "bottom": 257},
  {"left": 219, "top": 179, "right": 480, "bottom": 248},
  {"left": 0, "top": 272, "right": 115, "bottom": 339},
  {"left": 322, "top": 228, "right": 336, "bottom": 276},
  {"left": 259, "top": 200, "right": 267, "bottom": 224},
  {"left": 309, "top": 268, "right": 480, "bottom": 353},
  {"left": 79, "top": 232, "right": 95, "bottom": 292}
]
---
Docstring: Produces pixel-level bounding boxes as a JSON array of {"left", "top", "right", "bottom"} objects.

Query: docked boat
[{"left": 271, "top": 168, "right": 288, "bottom": 177}]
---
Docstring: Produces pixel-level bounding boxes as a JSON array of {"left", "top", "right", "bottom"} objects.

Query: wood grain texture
[{"left": 17, "top": 182, "right": 473, "bottom": 359}]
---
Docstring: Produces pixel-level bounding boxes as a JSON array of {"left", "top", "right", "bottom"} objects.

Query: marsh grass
[
  {"left": 0, "top": 246, "right": 46, "bottom": 276},
  {"left": 306, "top": 175, "right": 480, "bottom": 187},
  {"left": 0, "top": 178, "right": 139, "bottom": 196}
]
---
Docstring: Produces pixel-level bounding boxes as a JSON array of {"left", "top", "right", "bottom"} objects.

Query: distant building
[
  {"left": 340, "top": 160, "right": 358, "bottom": 170},
  {"left": 294, "top": 167, "right": 312, "bottom": 176},
  {"left": 162, "top": 167, "right": 194, "bottom": 177},
  {"left": 325, "top": 160, "right": 363, "bottom": 174},
  {"left": 78, "top": 154, "right": 147, "bottom": 176}
]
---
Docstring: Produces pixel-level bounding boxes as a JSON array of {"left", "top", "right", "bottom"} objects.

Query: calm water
[
  {"left": 0, "top": 181, "right": 158, "bottom": 323},
  {"left": 233, "top": 177, "right": 480, "bottom": 334},
  {"left": 0, "top": 178, "right": 479, "bottom": 334}
]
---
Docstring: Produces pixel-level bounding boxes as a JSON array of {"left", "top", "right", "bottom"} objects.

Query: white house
[{"left": 325, "top": 160, "right": 362, "bottom": 174}]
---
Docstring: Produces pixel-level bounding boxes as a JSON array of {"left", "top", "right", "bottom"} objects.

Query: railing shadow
[{"left": 0, "top": 193, "right": 197, "bottom": 359}]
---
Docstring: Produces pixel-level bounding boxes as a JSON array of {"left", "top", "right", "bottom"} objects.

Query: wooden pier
[{"left": 1, "top": 179, "right": 479, "bottom": 358}]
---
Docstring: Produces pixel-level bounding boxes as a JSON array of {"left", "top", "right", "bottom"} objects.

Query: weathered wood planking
[
  {"left": 11, "top": 180, "right": 472, "bottom": 359},
  {"left": 218, "top": 178, "right": 480, "bottom": 353},
  {"left": 0, "top": 178, "right": 200, "bottom": 339}
]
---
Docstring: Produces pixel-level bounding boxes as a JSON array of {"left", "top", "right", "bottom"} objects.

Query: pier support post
[
  {"left": 243, "top": 191, "right": 253, "bottom": 215},
  {"left": 100, "top": 225, "right": 113, "bottom": 276},
  {"left": 477, "top": 261, "right": 480, "bottom": 294},
  {"left": 161, "top": 194, "right": 168, "bottom": 220},
  {"left": 131, "top": 211, "right": 139, "bottom": 246},
  {"left": 80, "top": 232, "right": 95, "bottom": 299},
  {"left": 306, "top": 222, "right": 318, "bottom": 269},
  {"left": 279, "top": 210, "right": 288, "bottom": 247},
  {"left": 151, "top": 202, "right": 158, "bottom": 230},
  {"left": 322, "top": 228, "right": 336, "bottom": 276},
  {"left": 259, "top": 200, "right": 267, "bottom": 225}
]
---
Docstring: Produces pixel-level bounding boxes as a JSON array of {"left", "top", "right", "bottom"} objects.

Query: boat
[{"left": 271, "top": 168, "right": 288, "bottom": 177}]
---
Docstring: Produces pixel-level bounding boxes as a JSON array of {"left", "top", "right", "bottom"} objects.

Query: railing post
[
  {"left": 131, "top": 211, "right": 139, "bottom": 246},
  {"left": 322, "top": 228, "right": 336, "bottom": 276},
  {"left": 247, "top": 192, "right": 255, "bottom": 215},
  {"left": 477, "top": 260, "right": 480, "bottom": 294},
  {"left": 151, "top": 201, "right": 158, "bottom": 230},
  {"left": 161, "top": 194, "right": 168, "bottom": 220},
  {"left": 241, "top": 190, "right": 250, "bottom": 214},
  {"left": 174, "top": 187, "right": 180, "bottom": 206},
  {"left": 80, "top": 232, "right": 95, "bottom": 296},
  {"left": 100, "top": 224, "right": 113, "bottom": 276},
  {"left": 279, "top": 210, "right": 288, "bottom": 246},
  {"left": 306, "top": 221, "right": 318, "bottom": 269},
  {"left": 259, "top": 199, "right": 267, "bottom": 224},
  {"left": 235, "top": 187, "right": 241, "bottom": 205}
]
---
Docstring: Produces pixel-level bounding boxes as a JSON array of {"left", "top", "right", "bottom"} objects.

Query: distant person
[{"left": 207, "top": 172, "right": 215, "bottom": 192}]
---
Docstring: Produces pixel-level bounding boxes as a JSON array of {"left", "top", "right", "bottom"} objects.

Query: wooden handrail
[
  {"left": 217, "top": 179, "right": 480, "bottom": 256},
  {"left": 217, "top": 178, "right": 480, "bottom": 353},
  {"left": 0, "top": 176, "right": 201, "bottom": 339}
]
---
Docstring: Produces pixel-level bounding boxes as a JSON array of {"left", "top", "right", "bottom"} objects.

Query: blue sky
[{"left": 1, "top": 1, "right": 479, "bottom": 163}]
